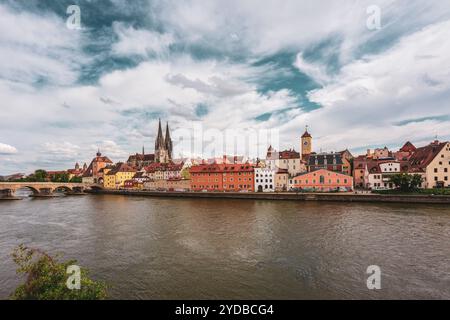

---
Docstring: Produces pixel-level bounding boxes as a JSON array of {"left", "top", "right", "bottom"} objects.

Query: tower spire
[
  {"left": 155, "top": 118, "right": 164, "bottom": 151},
  {"left": 165, "top": 122, "right": 173, "bottom": 160}
]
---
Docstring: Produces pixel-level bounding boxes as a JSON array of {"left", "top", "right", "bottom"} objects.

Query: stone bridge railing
[{"left": 0, "top": 182, "right": 103, "bottom": 197}]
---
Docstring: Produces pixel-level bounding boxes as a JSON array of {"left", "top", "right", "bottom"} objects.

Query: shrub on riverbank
[
  {"left": 10, "top": 245, "right": 107, "bottom": 300},
  {"left": 373, "top": 188, "right": 450, "bottom": 195}
]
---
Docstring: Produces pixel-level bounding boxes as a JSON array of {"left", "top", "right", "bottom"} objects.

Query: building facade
[
  {"left": 190, "top": 163, "right": 255, "bottom": 192},
  {"left": 144, "top": 179, "right": 190, "bottom": 191},
  {"left": 409, "top": 140, "right": 450, "bottom": 188},
  {"left": 367, "top": 160, "right": 402, "bottom": 190},
  {"left": 82, "top": 150, "right": 113, "bottom": 184},
  {"left": 307, "top": 153, "right": 344, "bottom": 173},
  {"left": 266, "top": 148, "right": 306, "bottom": 177},
  {"left": 254, "top": 167, "right": 275, "bottom": 192},
  {"left": 103, "top": 163, "right": 136, "bottom": 189},
  {"left": 274, "top": 169, "right": 289, "bottom": 191},
  {"left": 290, "top": 169, "right": 353, "bottom": 192}
]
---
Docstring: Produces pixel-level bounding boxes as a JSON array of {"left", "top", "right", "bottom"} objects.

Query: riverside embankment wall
[{"left": 86, "top": 189, "right": 450, "bottom": 204}]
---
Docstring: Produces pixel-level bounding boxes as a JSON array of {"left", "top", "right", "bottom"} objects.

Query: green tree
[
  {"left": 33, "top": 170, "right": 48, "bottom": 182},
  {"left": 70, "top": 176, "right": 82, "bottom": 183},
  {"left": 389, "top": 173, "right": 423, "bottom": 192},
  {"left": 10, "top": 245, "right": 107, "bottom": 300},
  {"left": 50, "top": 172, "right": 70, "bottom": 183}
]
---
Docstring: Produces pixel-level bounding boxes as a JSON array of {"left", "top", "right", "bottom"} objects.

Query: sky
[{"left": 1, "top": 0, "right": 450, "bottom": 174}]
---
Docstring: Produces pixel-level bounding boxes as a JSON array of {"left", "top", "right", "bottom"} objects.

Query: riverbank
[{"left": 86, "top": 189, "right": 450, "bottom": 204}]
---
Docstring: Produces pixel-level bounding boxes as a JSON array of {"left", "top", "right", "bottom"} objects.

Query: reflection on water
[{"left": 0, "top": 194, "right": 449, "bottom": 299}]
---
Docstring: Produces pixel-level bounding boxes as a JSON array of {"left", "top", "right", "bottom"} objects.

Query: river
[{"left": 0, "top": 192, "right": 449, "bottom": 299}]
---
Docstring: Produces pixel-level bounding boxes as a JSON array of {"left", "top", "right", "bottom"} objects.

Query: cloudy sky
[{"left": 1, "top": 0, "right": 450, "bottom": 174}]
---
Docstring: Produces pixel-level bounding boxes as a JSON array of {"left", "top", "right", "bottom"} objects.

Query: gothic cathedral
[{"left": 155, "top": 119, "right": 173, "bottom": 163}]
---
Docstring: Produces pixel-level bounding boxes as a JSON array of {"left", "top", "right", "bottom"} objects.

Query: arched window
[{"left": 320, "top": 176, "right": 325, "bottom": 184}]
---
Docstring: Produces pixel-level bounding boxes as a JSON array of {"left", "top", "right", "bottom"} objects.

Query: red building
[
  {"left": 290, "top": 169, "right": 353, "bottom": 192},
  {"left": 190, "top": 163, "right": 255, "bottom": 192}
]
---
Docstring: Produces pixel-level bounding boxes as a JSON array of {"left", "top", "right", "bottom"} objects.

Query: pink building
[{"left": 290, "top": 169, "right": 353, "bottom": 192}]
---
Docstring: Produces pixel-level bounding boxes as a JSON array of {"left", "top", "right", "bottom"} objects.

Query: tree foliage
[
  {"left": 11, "top": 245, "right": 107, "bottom": 300},
  {"left": 70, "top": 176, "right": 82, "bottom": 183},
  {"left": 389, "top": 173, "right": 423, "bottom": 192},
  {"left": 50, "top": 172, "right": 70, "bottom": 183}
]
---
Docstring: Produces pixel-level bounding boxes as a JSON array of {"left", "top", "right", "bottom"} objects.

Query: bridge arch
[
  {"left": 89, "top": 185, "right": 104, "bottom": 191},
  {"left": 53, "top": 186, "right": 73, "bottom": 193},
  {"left": 16, "top": 186, "right": 40, "bottom": 195}
]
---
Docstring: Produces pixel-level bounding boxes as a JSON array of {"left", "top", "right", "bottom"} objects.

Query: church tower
[
  {"left": 154, "top": 119, "right": 172, "bottom": 163},
  {"left": 301, "top": 126, "right": 312, "bottom": 159},
  {"left": 165, "top": 122, "right": 173, "bottom": 161}
]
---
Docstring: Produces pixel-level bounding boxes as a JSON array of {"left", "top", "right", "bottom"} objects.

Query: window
[
  {"left": 445, "top": 168, "right": 448, "bottom": 173},
  {"left": 434, "top": 168, "right": 438, "bottom": 173},
  {"left": 320, "top": 176, "right": 325, "bottom": 184}
]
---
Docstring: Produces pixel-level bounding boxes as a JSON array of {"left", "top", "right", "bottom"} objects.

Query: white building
[
  {"left": 367, "top": 161, "right": 401, "bottom": 190},
  {"left": 266, "top": 147, "right": 306, "bottom": 178},
  {"left": 254, "top": 167, "right": 275, "bottom": 192}
]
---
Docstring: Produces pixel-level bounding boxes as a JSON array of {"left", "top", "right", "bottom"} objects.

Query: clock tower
[{"left": 301, "top": 126, "right": 312, "bottom": 158}]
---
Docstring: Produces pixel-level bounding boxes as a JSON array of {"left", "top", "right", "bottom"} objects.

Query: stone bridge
[{"left": 0, "top": 182, "right": 103, "bottom": 198}]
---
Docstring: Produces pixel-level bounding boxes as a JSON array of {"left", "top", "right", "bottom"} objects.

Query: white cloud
[
  {"left": 2, "top": 1, "right": 450, "bottom": 173},
  {"left": 294, "top": 52, "right": 331, "bottom": 85},
  {"left": 90, "top": 140, "right": 128, "bottom": 160},
  {"left": 283, "top": 19, "right": 450, "bottom": 152},
  {"left": 0, "top": 4, "right": 84, "bottom": 85},
  {"left": 0, "top": 143, "right": 18, "bottom": 154},
  {"left": 42, "top": 142, "right": 81, "bottom": 157},
  {"left": 112, "top": 22, "right": 174, "bottom": 57}
]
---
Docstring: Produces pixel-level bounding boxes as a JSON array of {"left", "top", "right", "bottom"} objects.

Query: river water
[{"left": 0, "top": 192, "right": 449, "bottom": 299}]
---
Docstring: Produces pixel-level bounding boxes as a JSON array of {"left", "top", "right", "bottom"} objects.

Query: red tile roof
[
  {"left": 279, "top": 149, "right": 300, "bottom": 159},
  {"left": 409, "top": 141, "right": 446, "bottom": 172},
  {"left": 189, "top": 163, "right": 254, "bottom": 173},
  {"left": 399, "top": 141, "right": 417, "bottom": 153}
]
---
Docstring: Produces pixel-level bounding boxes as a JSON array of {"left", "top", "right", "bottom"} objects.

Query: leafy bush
[
  {"left": 11, "top": 245, "right": 107, "bottom": 300},
  {"left": 388, "top": 173, "right": 423, "bottom": 192}
]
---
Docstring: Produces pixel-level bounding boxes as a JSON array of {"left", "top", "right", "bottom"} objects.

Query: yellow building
[
  {"left": 103, "top": 163, "right": 136, "bottom": 189},
  {"left": 274, "top": 169, "right": 289, "bottom": 191},
  {"left": 143, "top": 179, "right": 190, "bottom": 191},
  {"left": 409, "top": 140, "right": 450, "bottom": 188}
]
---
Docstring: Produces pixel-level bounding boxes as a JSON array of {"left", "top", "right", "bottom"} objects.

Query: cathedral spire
[
  {"left": 165, "top": 122, "right": 173, "bottom": 159},
  {"left": 155, "top": 118, "right": 165, "bottom": 151}
]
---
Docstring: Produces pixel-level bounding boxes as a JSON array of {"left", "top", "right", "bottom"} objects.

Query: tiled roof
[
  {"left": 308, "top": 153, "right": 343, "bottom": 166},
  {"left": 92, "top": 156, "right": 113, "bottom": 163},
  {"left": 409, "top": 141, "right": 447, "bottom": 170},
  {"left": 301, "top": 130, "right": 312, "bottom": 138},
  {"left": 279, "top": 149, "right": 300, "bottom": 159},
  {"left": 190, "top": 163, "right": 254, "bottom": 173},
  {"left": 127, "top": 153, "right": 155, "bottom": 162},
  {"left": 107, "top": 163, "right": 136, "bottom": 175},
  {"left": 144, "top": 161, "right": 183, "bottom": 173},
  {"left": 399, "top": 141, "right": 417, "bottom": 153}
]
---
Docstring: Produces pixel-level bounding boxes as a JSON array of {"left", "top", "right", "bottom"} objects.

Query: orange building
[
  {"left": 290, "top": 169, "right": 353, "bottom": 192},
  {"left": 190, "top": 163, "right": 255, "bottom": 192}
]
